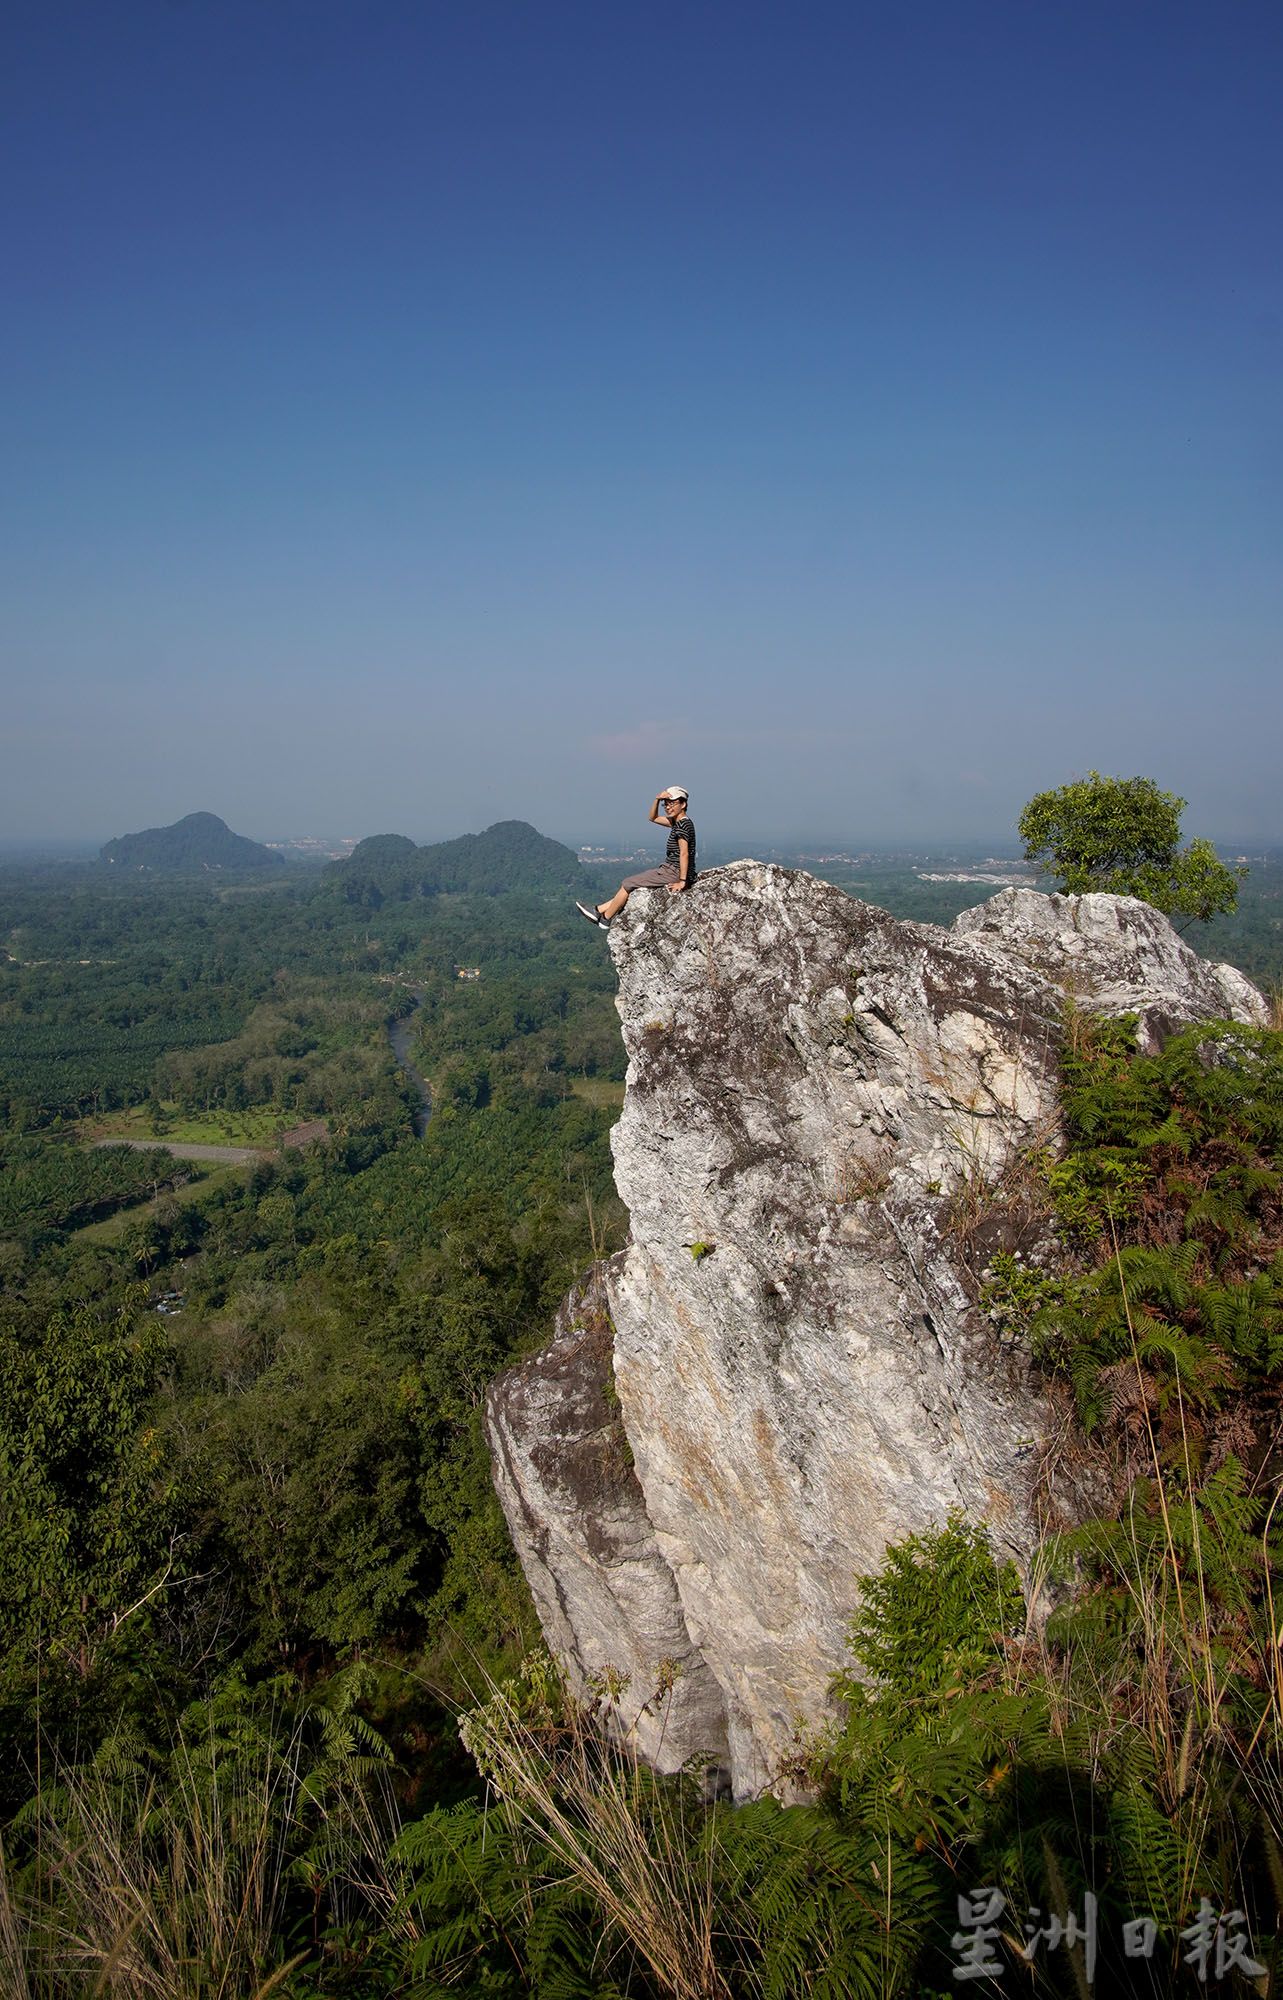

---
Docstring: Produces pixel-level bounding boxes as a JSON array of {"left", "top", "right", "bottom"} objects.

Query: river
[{"left": 387, "top": 993, "right": 432, "bottom": 1137}]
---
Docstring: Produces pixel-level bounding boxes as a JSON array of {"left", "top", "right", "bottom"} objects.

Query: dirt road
[{"left": 94, "top": 1138, "right": 265, "bottom": 1165}]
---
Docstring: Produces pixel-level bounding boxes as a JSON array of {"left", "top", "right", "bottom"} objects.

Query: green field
[
  {"left": 568, "top": 1075, "right": 626, "bottom": 1107},
  {"left": 85, "top": 1102, "right": 299, "bottom": 1148}
]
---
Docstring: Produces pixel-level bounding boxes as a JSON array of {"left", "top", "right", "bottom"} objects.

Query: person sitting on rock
[{"left": 577, "top": 787, "right": 696, "bottom": 928}]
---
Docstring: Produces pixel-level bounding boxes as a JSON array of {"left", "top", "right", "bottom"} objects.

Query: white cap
[{"left": 663, "top": 784, "right": 688, "bottom": 800}]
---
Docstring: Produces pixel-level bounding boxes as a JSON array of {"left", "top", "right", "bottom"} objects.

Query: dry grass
[
  {"left": 460, "top": 1656, "right": 734, "bottom": 2000},
  {"left": 0, "top": 1705, "right": 400, "bottom": 2000},
  {"left": 940, "top": 1139, "right": 1059, "bottom": 1290},
  {"left": 833, "top": 1141, "right": 894, "bottom": 1206},
  {"left": 0, "top": 1844, "right": 35, "bottom": 2000}
]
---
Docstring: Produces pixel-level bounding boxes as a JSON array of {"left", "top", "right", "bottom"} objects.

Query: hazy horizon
[
  {"left": 1, "top": 811, "right": 1279, "bottom": 865},
  {"left": 5, "top": 5, "right": 1280, "bottom": 847}
]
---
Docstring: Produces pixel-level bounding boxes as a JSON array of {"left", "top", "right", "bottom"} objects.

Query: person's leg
[
  {"left": 603, "top": 863, "right": 680, "bottom": 913},
  {"left": 589, "top": 863, "right": 679, "bottom": 922}
]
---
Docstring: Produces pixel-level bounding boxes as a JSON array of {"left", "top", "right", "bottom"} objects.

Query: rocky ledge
[{"left": 485, "top": 866, "right": 1265, "bottom": 1798}]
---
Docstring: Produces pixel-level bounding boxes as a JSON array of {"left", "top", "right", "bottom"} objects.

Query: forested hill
[
  {"left": 99, "top": 811, "right": 283, "bottom": 873},
  {"left": 329, "top": 818, "right": 586, "bottom": 904}
]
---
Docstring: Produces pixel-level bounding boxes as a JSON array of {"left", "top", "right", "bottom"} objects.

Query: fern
[
  {"left": 1195, "top": 1261, "right": 1283, "bottom": 1368},
  {"left": 396, "top": 1801, "right": 617, "bottom": 1995},
  {"left": 837, "top": 1511, "right": 1025, "bottom": 1710},
  {"left": 711, "top": 1799, "right": 939, "bottom": 2000}
]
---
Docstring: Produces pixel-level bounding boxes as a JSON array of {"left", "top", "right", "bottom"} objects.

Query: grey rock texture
[
  {"left": 951, "top": 887, "right": 1265, "bottom": 1054},
  {"left": 486, "top": 865, "right": 1266, "bottom": 1798},
  {"left": 484, "top": 1262, "right": 731, "bottom": 1778}
]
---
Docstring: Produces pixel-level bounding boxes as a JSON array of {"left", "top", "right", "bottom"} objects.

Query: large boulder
[
  {"left": 486, "top": 865, "right": 1266, "bottom": 1797},
  {"left": 951, "top": 887, "right": 1264, "bottom": 1054}
]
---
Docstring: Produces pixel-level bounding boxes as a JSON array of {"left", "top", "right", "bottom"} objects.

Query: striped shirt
[{"left": 665, "top": 816, "right": 696, "bottom": 880}]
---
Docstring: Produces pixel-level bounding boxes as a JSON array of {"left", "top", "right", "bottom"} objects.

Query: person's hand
[{"left": 667, "top": 880, "right": 686, "bottom": 894}]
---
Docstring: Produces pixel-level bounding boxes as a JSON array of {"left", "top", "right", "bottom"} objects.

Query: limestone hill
[
  {"left": 99, "top": 812, "right": 283, "bottom": 873},
  {"left": 329, "top": 819, "right": 585, "bottom": 904}
]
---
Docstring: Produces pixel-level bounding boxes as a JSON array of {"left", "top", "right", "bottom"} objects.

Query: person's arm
[
  {"left": 668, "top": 837, "right": 690, "bottom": 891},
  {"left": 648, "top": 793, "right": 671, "bottom": 825}
]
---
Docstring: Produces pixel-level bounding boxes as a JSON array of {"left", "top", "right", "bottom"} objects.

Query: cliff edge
[{"left": 485, "top": 865, "right": 1265, "bottom": 1797}]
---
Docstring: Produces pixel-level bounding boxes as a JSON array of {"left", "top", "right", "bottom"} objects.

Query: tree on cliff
[{"left": 1017, "top": 771, "right": 1244, "bottom": 928}]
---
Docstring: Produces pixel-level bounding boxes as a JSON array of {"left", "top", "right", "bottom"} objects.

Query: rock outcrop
[
  {"left": 485, "top": 866, "right": 1266, "bottom": 1797},
  {"left": 484, "top": 1262, "right": 731, "bottom": 1776}
]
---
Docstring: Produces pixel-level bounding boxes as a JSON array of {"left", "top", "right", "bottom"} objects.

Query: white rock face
[
  {"left": 951, "top": 888, "right": 1265, "bottom": 1054},
  {"left": 486, "top": 866, "right": 1266, "bottom": 1798}
]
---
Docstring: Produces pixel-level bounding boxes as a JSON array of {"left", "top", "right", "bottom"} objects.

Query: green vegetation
[
  {"left": 1018, "top": 770, "right": 1245, "bottom": 927},
  {"left": 99, "top": 810, "right": 284, "bottom": 873},
  {"left": 70, "top": 1159, "right": 245, "bottom": 1248},
  {"left": 329, "top": 818, "right": 589, "bottom": 906},
  {"left": 0, "top": 1303, "right": 179, "bottom": 1731},
  {"left": 0, "top": 1137, "right": 191, "bottom": 1247},
  {"left": 0, "top": 833, "right": 627, "bottom": 1799},
  {"left": 0, "top": 1006, "right": 251, "bottom": 1129},
  {"left": 1030, "top": 1011, "right": 1283, "bottom": 1434},
  {"left": 3, "top": 829, "right": 1283, "bottom": 1994},
  {"left": 154, "top": 979, "right": 410, "bottom": 1124}
]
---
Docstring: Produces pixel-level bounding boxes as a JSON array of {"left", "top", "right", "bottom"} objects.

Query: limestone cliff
[{"left": 485, "top": 865, "right": 1265, "bottom": 1797}]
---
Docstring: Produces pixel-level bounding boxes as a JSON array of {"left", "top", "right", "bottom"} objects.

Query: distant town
[{"left": 263, "top": 836, "right": 361, "bottom": 859}]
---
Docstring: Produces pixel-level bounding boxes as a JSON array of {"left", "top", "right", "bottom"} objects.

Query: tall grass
[
  {"left": 0, "top": 1685, "right": 401, "bottom": 2000},
  {"left": 456, "top": 1656, "right": 733, "bottom": 2000}
]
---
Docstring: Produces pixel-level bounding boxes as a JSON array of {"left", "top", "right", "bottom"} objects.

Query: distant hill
[
  {"left": 346, "top": 834, "right": 420, "bottom": 869},
  {"left": 99, "top": 812, "right": 284, "bottom": 873},
  {"left": 328, "top": 820, "right": 585, "bottom": 905}
]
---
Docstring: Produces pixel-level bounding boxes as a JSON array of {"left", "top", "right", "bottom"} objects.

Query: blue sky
[{"left": 3, "top": 2, "right": 1280, "bottom": 848}]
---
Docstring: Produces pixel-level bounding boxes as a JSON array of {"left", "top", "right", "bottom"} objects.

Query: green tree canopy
[
  {"left": 1017, "top": 771, "right": 1244, "bottom": 928},
  {"left": 0, "top": 1303, "right": 183, "bottom": 1708}
]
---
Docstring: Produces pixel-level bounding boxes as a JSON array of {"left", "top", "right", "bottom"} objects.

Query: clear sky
[{"left": 3, "top": 2, "right": 1279, "bottom": 849}]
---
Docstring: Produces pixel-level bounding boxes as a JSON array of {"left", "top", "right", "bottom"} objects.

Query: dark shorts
[{"left": 621, "top": 862, "right": 686, "bottom": 891}]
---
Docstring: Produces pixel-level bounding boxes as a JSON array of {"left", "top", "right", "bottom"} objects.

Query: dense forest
[{"left": 2, "top": 830, "right": 1282, "bottom": 1995}]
